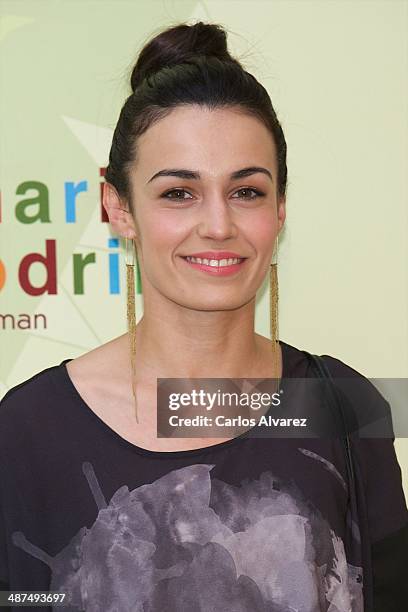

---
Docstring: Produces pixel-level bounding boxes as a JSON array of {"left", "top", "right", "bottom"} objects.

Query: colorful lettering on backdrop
[{"left": 0, "top": 167, "right": 142, "bottom": 330}]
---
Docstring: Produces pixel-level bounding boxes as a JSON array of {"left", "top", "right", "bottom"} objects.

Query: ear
[
  {"left": 102, "top": 182, "right": 137, "bottom": 240},
  {"left": 277, "top": 195, "right": 286, "bottom": 233}
]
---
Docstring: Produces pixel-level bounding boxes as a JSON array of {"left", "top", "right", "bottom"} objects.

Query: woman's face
[{"left": 125, "top": 104, "right": 285, "bottom": 311}]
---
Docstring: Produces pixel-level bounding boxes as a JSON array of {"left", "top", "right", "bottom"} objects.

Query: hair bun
[{"left": 130, "top": 21, "right": 238, "bottom": 92}]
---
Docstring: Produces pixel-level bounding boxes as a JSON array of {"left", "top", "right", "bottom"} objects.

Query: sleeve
[
  {"left": 0, "top": 475, "right": 11, "bottom": 612},
  {"left": 0, "top": 396, "right": 10, "bottom": 608},
  {"left": 321, "top": 353, "right": 408, "bottom": 541},
  {"left": 354, "top": 432, "right": 408, "bottom": 542},
  {"left": 357, "top": 434, "right": 408, "bottom": 611},
  {"left": 0, "top": 585, "right": 11, "bottom": 612},
  {"left": 0, "top": 459, "right": 9, "bottom": 587},
  {"left": 371, "top": 521, "right": 408, "bottom": 612},
  {"left": 321, "top": 354, "right": 408, "bottom": 610}
]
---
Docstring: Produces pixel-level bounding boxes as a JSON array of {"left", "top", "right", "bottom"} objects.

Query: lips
[
  {"left": 180, "top": 256, "right": 245, "bottom": 262},
  {"left": 180, "top": 251, "right": 247, "bottom": 260},
  {"left": 179, "top": 255, "right": 247, "bottom": 276}
]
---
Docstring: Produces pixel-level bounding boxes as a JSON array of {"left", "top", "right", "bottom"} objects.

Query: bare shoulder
[
  {"left": 66, "top": 333, "right": 129, "bottom": 390},
  {"left": 64, "top": 333, "right": 143, "bottom": 439}
]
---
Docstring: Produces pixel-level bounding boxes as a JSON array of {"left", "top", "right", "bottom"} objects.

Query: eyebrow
[{"left": 146, "top": 166, "right": 273, "bottom": 184}]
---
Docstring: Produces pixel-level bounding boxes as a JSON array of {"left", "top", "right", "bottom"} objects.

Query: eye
[
  {"left": 161, "top": 187, "right": 265, "bottom": 201},
  {"left": 233, "top": 187, "right": 265, "bottom": 200},
  {"left": 161, "top": 189, "right": 193, "bottom": 201}
]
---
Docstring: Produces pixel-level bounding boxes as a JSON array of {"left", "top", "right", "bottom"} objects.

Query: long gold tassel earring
[
  {"left": 270, "top": 234, "right": 280, "bottom": 389},
  {"left": 126, "top": 236, "right": 139, "bottom": 423}
]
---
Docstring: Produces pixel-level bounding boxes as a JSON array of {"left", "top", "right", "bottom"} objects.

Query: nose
[{"left": 197, "top": 192, "right": 239, "bottom": 241}]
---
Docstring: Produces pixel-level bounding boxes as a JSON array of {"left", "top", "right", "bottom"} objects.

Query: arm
[
  {"left": 0, "top": 579, "right": 11, "bottom": 612},
  {"left": 354, "top": 434, "right": 408, "bottom": 611},
  {"left": 372, "top": 520, "right": 408, "bottom": 612},
  {"left": 320, "top": 355, "right": 408, "bottom": 610}
]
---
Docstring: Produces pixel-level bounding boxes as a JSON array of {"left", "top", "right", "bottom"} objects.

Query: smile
[
  {"left": 186, "top": 256, "right": 244, "bottom": 266},
  {"left": 180, "top": 256, "right": 247, "bottom": 276}
]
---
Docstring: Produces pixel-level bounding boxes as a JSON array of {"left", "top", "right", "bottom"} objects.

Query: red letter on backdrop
[{"left": 19, "top": 239, "right": 57, "bottom": 296}]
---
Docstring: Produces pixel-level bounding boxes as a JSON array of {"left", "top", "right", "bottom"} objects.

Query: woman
[{"left": 0, "top": 21, "right": 407, "bottom": 612}]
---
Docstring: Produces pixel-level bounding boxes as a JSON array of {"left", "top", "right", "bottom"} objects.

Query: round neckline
[{"left": 58, "top": 340, "right": 290, "bottom": 459}]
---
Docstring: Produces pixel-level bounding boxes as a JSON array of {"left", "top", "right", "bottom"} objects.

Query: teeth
[{"left": 186, "top": 256, "right": 243, "bottom": 266}]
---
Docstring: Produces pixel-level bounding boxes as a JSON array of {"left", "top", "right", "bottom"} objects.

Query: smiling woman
[{"left": 0, "top": 19, "right": 407, "bottom": 612}]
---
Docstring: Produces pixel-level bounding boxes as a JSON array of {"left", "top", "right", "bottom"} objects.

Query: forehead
[{"left": 134, "top": 105, "right": 277, "bottom": 180}]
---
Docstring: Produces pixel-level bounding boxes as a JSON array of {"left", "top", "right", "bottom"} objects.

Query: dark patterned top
[{"left": 0, "top": 340, "right": 407, "bottom": 611}]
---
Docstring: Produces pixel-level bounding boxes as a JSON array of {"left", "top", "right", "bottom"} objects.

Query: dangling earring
[
  {"left": 270, "top": 234, "right": 280, "bottom": 385},
  {"left": 125, "top": 236, "right": 139, "bottom": 423}
]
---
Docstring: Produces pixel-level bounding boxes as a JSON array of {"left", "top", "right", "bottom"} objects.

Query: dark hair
[{"left": 105, "top": 21, "right": 287, "bottom": 210}]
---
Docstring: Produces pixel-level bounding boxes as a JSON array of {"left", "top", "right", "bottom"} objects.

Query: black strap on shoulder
[{"left": 306, "top": 352, "right": 355, "bottom": 490}]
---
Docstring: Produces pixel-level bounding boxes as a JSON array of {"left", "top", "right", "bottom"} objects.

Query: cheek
[
  {"left": 139, "top": 205, "right": 277, "bottom": 254},
  {"left": 243, "top": 210, "right": 277, "bottom": 249},
  {"left": 139, "top": 210, "right": 186, "bottom": 251}
]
